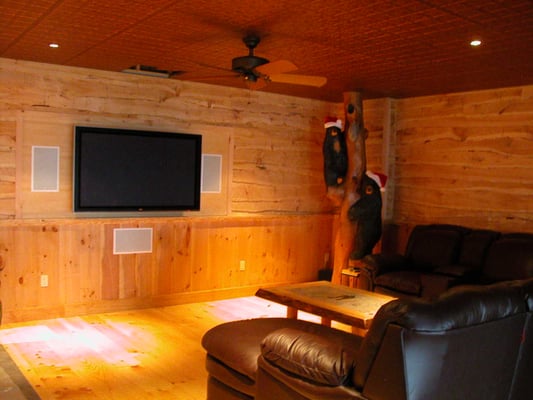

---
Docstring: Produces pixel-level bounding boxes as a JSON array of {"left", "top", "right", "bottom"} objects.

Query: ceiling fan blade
[
  {"left": 268, "top": 74, "right": 327, "bottom": 87},
  {"left": 256, "top": 60, "right": 298, "bottom": 75},
  {"left": 192, "top": 61, "right": 234, "bottom": 73},
  {"left": 179, "top": 73, "right": 240, "bottom": 81}
]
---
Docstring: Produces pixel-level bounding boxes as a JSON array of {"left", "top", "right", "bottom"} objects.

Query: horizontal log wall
[
  {"left": 1, "top": 58, "right": 361, "bottom": 323},
  {"left": 1, "top": 58, "right": 342, "bottom": 218},
  {"left": 2, "top": 57, "right": 531, "bottom": 322},
  {"left": 393, "top": 86, "right": 533, "bottom": 235}
]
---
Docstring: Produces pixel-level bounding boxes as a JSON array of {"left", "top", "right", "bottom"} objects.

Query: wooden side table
[{"left": 341, "top": 268, "right": 360, "bottom": 288}]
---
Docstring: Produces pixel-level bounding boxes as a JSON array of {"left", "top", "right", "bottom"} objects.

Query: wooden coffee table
[{"left": 256, "top": 281, "right": 395, "bottom": 334}]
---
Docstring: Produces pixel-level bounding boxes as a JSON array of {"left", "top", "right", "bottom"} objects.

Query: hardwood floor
[{"left": 0, "top": 296, "right": 325, "bottom": 399}]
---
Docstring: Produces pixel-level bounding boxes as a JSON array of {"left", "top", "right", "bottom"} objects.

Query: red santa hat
[
  {"left": 324, "top": 116, "right": 343, "bottom": 130},
  {"left": 366, "top": 171, "right": 387, "bottom": 190}
]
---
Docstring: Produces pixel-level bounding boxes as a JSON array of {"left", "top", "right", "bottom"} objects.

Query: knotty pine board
[{"left": 0, "top": 215, "right": 333, "bottom": 323}]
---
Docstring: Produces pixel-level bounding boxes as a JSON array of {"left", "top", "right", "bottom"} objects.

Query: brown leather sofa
[
  {"left": 202, "top": 278, "right": 533, "bottom": 400},
  {"left": 358, "top": 224, "right": 533, "bottom": 299}
]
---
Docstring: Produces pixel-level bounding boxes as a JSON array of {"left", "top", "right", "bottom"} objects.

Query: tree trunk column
[{"left": 331, "top": 92, "right": 366, "bottom": 283}]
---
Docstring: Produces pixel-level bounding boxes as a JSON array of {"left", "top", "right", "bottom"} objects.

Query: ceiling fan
[
  {"left": 231, "top": 35, "right": 327, "bottom": 89},
  {"left": 187, "top": 35, "right": 327, "bottom": 90}
]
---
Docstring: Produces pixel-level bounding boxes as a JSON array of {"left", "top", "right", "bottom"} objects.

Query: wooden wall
[
  {"left": 1, "top": 58, "right": 380, "bottom": 323},
  {"left": 1, "top": 57, "right": 531, "bottom": 323},
  {"left": 0, "top": 216, "right": 333, "bottom": 322},
  {"left": 393, "top": 86, "right": 533, "bottom": 234}
]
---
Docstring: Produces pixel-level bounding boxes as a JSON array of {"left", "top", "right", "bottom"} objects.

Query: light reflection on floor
[
  {"left": 0, "top": 320, "right": 147, "bottom": 367},
  {"left": 0, "top": 296, "right": 343, "bottom": 399}
]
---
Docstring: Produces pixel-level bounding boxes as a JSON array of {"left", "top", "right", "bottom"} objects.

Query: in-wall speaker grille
[
  {"left": 32, "top": 146, "right": 60, "bottom": 192},
  {"left": 201, "top": 154, "right": 222, "bottom": 193},
  {"left": 113, "top": 228, "right": 153, "bottom": 254}
]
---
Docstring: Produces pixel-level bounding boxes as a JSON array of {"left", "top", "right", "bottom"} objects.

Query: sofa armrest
[{"left": 261, "top": 328, "right": 356, "bottom": 386}]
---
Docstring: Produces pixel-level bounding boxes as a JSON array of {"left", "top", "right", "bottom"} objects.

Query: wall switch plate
[
  {"left": 40, "top": 274, "right": 49, "bottom": 287},
  {"left": 239, "top": 260, "right": 246, "bottom": 271}
]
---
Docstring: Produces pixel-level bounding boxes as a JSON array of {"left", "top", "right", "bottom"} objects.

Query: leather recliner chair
[{"left": 203, "top": 278, "right": 533, "bottom": 400}]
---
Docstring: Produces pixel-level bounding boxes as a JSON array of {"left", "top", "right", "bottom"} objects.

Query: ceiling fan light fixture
[{"left": 244, "top": 72, "right": 258, "bottom": 82}]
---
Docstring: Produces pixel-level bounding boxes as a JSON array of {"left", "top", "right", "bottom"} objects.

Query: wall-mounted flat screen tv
[{"left": 74, "top": 126, "right": 202, "bottom": 212}]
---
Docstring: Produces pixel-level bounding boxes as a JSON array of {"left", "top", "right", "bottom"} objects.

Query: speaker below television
[{"left": 74, "top": 126, "right": 202, "bottom": 212}]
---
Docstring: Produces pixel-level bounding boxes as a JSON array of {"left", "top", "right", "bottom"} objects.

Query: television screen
[{"left": 74, "top": 126, "right": 202, "bottom": 212}]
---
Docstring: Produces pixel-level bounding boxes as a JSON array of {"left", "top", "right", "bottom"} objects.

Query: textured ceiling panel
[{"left": 1, "top": 0, "right": 532, "bottom": 101}]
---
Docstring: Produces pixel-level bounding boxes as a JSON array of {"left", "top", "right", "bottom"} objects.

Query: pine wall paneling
[
  {"left": 1, "top": 57, "right": 531, "bottom": 323},
  {"left": 0, "top": 58, "right": 341, "bottom": 323},
  {"left": 0, "top": 120, "right": 16, "bottom": 218},
  {"left": 0, "top": 216, "right": 334, "bottom": 322}
]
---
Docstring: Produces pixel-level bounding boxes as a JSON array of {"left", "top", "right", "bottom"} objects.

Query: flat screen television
[{"left": 74, "top": 126, "right": 202, "bottom": 212}]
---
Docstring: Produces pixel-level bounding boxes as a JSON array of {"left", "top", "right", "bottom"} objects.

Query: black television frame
[{"left": 73, "top": 126, "right": 202, "bottom": 213}]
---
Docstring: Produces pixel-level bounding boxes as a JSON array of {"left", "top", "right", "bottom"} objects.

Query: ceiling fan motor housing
[
  {"left": 231, "top": 35, "right": 269, "bottom": 78},
  {"left": 231, "top": 55, "right": 269, "bottom": 74}
]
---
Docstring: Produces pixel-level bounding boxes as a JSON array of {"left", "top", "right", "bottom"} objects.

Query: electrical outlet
[
  {"left": 40, "top": 274, "right": 49, "bottom": 287},
  {"left": 239, "top": 260, "right": 246, "bottom": 271}
]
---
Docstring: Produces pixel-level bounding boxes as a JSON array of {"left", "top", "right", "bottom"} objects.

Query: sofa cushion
[
  {"left": 458, "top": 229, "right": 500, "bottom": 269},
  {"left": 202, "top": 318, "right": 310, "bottom": 381},
  {"left": 482, "top": 234, "right": 533, "bottom": 283},
  {"left": 205, "top": 355, "right": 256, "bottom": 397},
  {"left": 374, "top": 270, "right": 421, "bottom": 295},
  {"left": 419, "top": 273, "right": 457, "bottom": 300},
  {"left": 261, "top": 328, "right": 357, "bottom": 386},
  {"left": 406, "top": 225, "right": 464, "bottom": 271},
  {"left": 202, "top": 318, "right": 362, "bottom": 382}
]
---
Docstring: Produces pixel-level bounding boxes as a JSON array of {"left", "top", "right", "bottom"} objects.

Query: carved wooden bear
[
  {"left": 348, "top": 173, "right": 384, "bottom": 259},
  {"left": 322, "top": 118, "right": 347, "bottom": 188}
]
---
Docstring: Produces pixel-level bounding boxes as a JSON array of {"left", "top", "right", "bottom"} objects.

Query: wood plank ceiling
[{"left": 1, "top": 0, "right": 532, "bottom": 101}]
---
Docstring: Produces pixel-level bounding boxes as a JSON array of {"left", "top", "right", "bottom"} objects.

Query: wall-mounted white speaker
[
  {"left": 113, "top": 228, "right": 153, "bottom": 254},
  {"left": 201, "top": 154, "right": 222, "bottom": 193},
  {"left": 32, "top": 146, "right": 60, "bottom": 192}
]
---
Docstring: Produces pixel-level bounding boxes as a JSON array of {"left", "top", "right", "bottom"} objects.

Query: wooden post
[{"left": 331, "top": 92, "right": 366, "bottom": 283}]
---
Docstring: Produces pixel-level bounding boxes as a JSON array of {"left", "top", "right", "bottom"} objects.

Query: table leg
[
  {"left": 352, "top": 326, "right": 367, "bottom": 336},
  {"left": 286, "top": 307, "right": 298, "bottom": 319},
  {"left": 321, "top": 317, "right": 332, "bottom": 327}
]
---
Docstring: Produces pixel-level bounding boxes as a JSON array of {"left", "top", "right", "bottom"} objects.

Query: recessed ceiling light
[
  {"left": 470, "top": 39, "right": 482, "bottom": 47},
  {"left": 49, "top": 43, "right": 59, "bottom": 48}
]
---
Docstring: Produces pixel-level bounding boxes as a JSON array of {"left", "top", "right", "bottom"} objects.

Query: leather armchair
[
  {"left": 203, "top": 279, "right": 533, "bottom": 400},
  {"left": 256, "top": 279, "right": 533, "bottom": 400}
]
